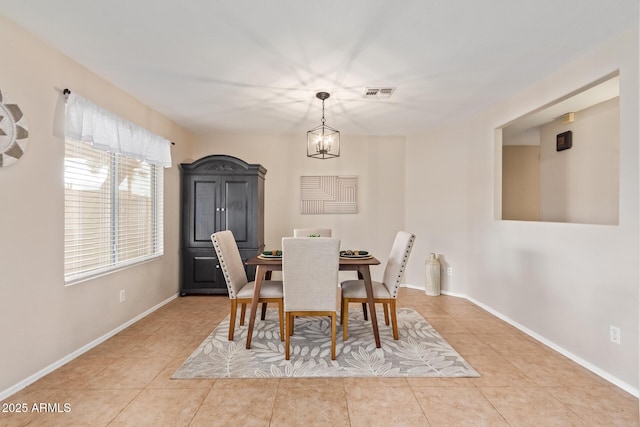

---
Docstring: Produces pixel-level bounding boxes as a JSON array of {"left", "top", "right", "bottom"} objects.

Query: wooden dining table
[{"left": 245, "top": 255, "right": 382, "bottom": 349}]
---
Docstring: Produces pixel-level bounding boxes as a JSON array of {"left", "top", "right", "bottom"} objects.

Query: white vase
[{"left": 425, "top": 253, "right": 441, "bottom": 296}]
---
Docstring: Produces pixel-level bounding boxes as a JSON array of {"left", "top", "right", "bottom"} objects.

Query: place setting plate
[
  {"left": 340, "top": 250, "right": 372, "bottom": 259},
  {"left": 258, "top": 250, "right": 282, "bottom": 259}
]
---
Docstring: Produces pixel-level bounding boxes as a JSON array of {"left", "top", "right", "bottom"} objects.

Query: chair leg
[
  {"left": 261, "top": 302, "right": 268, "bottom": 320},
  {"left": 239, "top": 303, "right": 246, "bottom": 325},
  {"left": 390, "top": 299, "right": 399, "bottom": 340},
  {"left": 277, "top": 299, "right": 284, "bottom": 342},
  {"left": 330, "top": 312, "right": 336, "bottom": 360},
  {"left": 229, "top": 300, "right": 237, "bottom": 341},
  {"left": 285, "top": 312, "right": 292, "bottom": 360},
  {"left": 343, "top": 298, "right": 350, "bottom": 341},
  {"left": 356, "top": 272, "right": 369, "bottom": 320},
  {"left": 383, "top": 302, "right": 390, "bottom": 325}
]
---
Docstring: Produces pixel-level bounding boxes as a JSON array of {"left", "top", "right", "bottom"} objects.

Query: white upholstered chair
[
  {"left": 281, "top": 237, "right": 340, "bottom": 360},
  {"left": 293, "top": 228, "right": 332, "bottom": 237},
  {"left": 211, "top": 230, "right": 284, "bottom": 341},
  {"left": 340, "top": 231, "right": 415, "bottom": 341}
]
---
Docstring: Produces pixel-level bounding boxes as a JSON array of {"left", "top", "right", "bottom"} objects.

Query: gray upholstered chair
[
  {"left": 340, "top": 231, "right": 415, "bottom": 341},
  {"left": 211, "top": 230, "right": 284, "bottom": 341},
  {"left": 293, "top": 228, "right": 332, "bottom": 237},
  {"left": 281, "top": 237, "right": 340, "bottom": 360}
]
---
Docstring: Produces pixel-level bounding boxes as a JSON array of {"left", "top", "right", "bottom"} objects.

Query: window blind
[{"left": 64, "top": 96, "right": 165, "bottom": 283}]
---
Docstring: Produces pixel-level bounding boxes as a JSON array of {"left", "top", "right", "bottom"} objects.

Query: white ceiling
[{"left": 0, "top": 1, "right": 637, "bottom": 136}]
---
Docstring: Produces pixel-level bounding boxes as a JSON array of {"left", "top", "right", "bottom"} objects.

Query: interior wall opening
[{"left": 499, "top": 72, "right": 620, "bottom": 225}]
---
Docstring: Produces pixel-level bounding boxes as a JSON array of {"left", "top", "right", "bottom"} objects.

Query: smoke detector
[{"left": 363, "top": 87, "right": 396, "bottom": 99}]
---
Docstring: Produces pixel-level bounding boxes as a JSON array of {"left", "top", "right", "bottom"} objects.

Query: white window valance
[{"left": 64, "top": 92, "right": 172, "bottom": 168}]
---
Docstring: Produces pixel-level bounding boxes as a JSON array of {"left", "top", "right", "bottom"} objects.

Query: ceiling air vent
[{"left": 363, "top": 87, "right": 396, "bottom": 99}]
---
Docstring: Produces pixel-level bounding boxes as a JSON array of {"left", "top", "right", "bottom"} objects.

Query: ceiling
[{"left": 0, "top": 1, "right": 637, "bottom": 136}]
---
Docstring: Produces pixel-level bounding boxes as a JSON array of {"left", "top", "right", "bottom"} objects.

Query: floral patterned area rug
[{"left": 172, "top": 307, "right": 479, "bottom": 379}]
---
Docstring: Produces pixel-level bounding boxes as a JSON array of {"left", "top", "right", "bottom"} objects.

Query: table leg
[
  {"left": 246, "top": 265, "right": 265, "bottom": 349},
  {"left": 358, "top": 265, "right": 381, "bottom": 348}
]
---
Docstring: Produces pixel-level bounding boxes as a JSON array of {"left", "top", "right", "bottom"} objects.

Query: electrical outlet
[
  {"left": 119, "top": 290, "right": 126, "bottom": 303},
  {"left": 447, "top": 267, "right": 453, "bottom": 276},
  {"left": 610, "top": 325, "right": 620, "bottom": 344}
]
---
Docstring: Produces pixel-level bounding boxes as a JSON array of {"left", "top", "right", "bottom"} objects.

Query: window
[
  {"left": 63, "top": 93, "right": 170, "bottom": 283},
  {"left": 64, "top": 138, "right": 163, "bottom": 282}
]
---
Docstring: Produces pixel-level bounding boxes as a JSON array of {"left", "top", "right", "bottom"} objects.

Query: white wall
[
  {"left": 404, "top": 126, "right": 471, "bottom": 295},
  {"left": 191, "top": 133, "right": 407, "bottom": 282},
  {"left": 0, "top": 16, "right": 193, "bottom": 396},
  {"left": 406, "top": 27, "right": 639, "bottom": 391},
  {"left": 503, "top": 126, "right": 541, "bottom": 146},
  {"left": 539, "top": 98, "right": 620, "bottom": 224}
]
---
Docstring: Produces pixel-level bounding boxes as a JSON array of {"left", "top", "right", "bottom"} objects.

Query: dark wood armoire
[{"left": 179, "top": 155, "right": 265, "bottom": 295}]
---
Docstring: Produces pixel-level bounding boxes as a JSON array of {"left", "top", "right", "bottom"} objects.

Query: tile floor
[{"left": 1, "top": 288, "right": 638, "bottom": 426}]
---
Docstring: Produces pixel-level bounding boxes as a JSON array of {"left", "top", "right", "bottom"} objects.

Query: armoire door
[
  {"left": 180, "top": 248, "right": 226, "bottom": 295},
  {"left": 222, "top": 177, "right": 255, "bottom": 249},
  {"left": 187, "top": 176, "right": 223, "bottom": 248}
]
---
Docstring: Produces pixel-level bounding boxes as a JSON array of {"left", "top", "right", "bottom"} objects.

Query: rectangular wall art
[{"left": 300, "top": 176, "right": 358, "bottom": 214}]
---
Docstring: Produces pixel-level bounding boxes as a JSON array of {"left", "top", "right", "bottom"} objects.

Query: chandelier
[{"left": 307, "top": 92, "right": 340, "bottom": 159}]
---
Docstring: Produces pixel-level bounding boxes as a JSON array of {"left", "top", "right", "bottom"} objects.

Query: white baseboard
[
  {"left": 0, "top": 293, "right": 179, "bottom": 401},
  {"left": 401, "top": 284, "right": 638, "bottom": 397},
  {"left": 403, "top": 283, "right": 465, "bottom": 298},
  {"left": 467, "top": 296, "right": 638, "bottom": 397}
]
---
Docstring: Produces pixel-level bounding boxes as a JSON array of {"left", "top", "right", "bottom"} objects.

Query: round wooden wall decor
[{"left": 0, "top": 90, "right": 29, "bottom": 167}]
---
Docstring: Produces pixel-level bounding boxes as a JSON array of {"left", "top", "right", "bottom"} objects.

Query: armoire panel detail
[
  {"left": 225, "top": 181, "right": 250, "bottom": 243},
  {"left": 193, "top": 256, "right": 218, "bottom": 283},
  {"left": 194, "top": 180, "right": 219, "bottom": 242}
]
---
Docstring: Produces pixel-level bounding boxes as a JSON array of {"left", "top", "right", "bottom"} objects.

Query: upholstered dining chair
[
  {"left": 281, "top": 237, "right": 340, "bottom": 360},
  {"left": 211, "top": 230, "right": 284, "bottom": 342},
  {"left": 340, "top": 231, "right": 415, "bottom": 341},
  {"left": 293, "top": 228, "right": 332, "bottom": 237}
]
